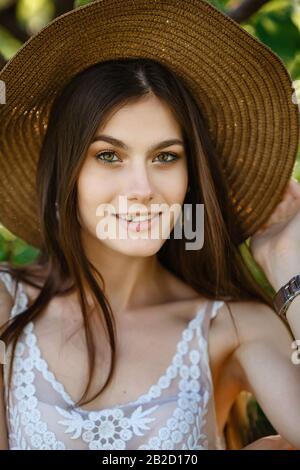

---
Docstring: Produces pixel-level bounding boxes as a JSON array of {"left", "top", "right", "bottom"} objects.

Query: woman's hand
[
  {"left": 242, "top": 434, "right": 296, "bottom": 450},
  {"left": 249, "top": 178, "right": 300, "bottom": 291}
]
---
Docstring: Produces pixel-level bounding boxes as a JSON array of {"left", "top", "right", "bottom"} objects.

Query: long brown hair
[{"left": 0, "top": 57, "right": 273, "bottom": 408}]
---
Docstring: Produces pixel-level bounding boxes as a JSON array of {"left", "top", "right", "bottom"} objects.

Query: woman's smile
[{"left": 114, "top": 211, "right": 162, "bottom": 232}]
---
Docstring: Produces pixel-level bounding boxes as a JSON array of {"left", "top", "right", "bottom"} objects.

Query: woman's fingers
[{"left": 241, "top": 434, "right": 295, "bottom": 450}]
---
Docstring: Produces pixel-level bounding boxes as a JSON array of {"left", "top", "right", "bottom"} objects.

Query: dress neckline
[{"left": 15, "top": 279, "right": 216, "bottom": 415}]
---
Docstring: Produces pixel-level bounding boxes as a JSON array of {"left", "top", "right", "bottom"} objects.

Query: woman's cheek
[
  {"left": 167, "top": 171, "right": 188, "bottom": 205},
  {"left": 77, "top": 171, "right": 116, "bottom": 230}
]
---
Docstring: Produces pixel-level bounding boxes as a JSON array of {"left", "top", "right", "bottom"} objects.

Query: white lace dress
[{"left": 1, "top": 271, "right": 227, "bottom": 450}]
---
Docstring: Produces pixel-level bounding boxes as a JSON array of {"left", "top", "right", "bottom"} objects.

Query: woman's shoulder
[
  {"left": 206, "top": 299, "right": 272, "bottom": 393},
  {"left": 208, "top": 298, "right": 291, "bottom": 372},
  {"left": 0, "top": 261, "right": 48, "bottom": 323},
  {"left": 222, "top": 299, "right": 292, "bottom": 346},
  {"left": 159, "top": 266, "right": 232, "bottom": 326}
]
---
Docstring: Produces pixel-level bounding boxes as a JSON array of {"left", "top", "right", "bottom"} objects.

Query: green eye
[
  {"left": 95, "top": 151, "right": 179, "bottom": 165},
  {"left": 154, "top": 152, "right": 179, "bottom": 164},
  {"left": 95, "top": 151, "right": 119, "bottom": 164}
]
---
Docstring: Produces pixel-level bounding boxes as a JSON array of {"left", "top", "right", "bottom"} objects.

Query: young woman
[{"left": 0, "top": 0, "right": 299, "bottom": 451}]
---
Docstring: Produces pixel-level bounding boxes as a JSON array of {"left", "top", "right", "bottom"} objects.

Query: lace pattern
[{"left": 0, "top": 271, "right": 226, "bottom": 450}]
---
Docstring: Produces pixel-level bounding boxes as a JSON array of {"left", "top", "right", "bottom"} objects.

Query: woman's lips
[{"left": 114, "top": 213, "right": 162, "bottom": 232}]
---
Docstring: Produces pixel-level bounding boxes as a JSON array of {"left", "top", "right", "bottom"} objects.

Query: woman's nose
[{"left": 125, "top": 169, "right": 156, "bottom": 202}]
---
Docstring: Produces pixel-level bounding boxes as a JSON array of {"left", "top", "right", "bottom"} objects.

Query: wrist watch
[{"left": 273, "top": 274, "right": 300, "bottom": 321}]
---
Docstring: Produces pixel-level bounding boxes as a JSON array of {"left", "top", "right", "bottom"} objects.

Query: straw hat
[{"left": 0, "top": 0, "right": 299, "bottom": 249}]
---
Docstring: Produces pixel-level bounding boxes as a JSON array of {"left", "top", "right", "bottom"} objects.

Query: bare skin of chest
[{"left": 22, "top": 278, "right": 239, "bottom": 435}]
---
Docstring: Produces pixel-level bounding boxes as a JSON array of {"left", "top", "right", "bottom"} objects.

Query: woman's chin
[{"left": 100, "top": 238, "right": 165, "bottom": 257}]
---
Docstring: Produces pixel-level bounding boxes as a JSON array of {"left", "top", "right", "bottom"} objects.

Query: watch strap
[{"left": 273, "top": 274, "right": 300, "bottom": 320}]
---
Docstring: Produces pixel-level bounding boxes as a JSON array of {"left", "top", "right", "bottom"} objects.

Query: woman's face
[{"left": 77, "top": 93, "right": 188, "bottom": 257}]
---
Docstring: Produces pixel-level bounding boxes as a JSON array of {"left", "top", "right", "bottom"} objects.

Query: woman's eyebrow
[{"left": 91, "top": 134, "right": 184, "bottom": 151}]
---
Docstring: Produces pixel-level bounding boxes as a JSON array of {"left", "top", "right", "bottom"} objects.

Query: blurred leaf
[
  {"left": 17, "top": 0, "right": 54, "bottom": 35},
  {"left": 0, "top": 232, "right": 9, "bottom": 261},
  {"left": 208, "top": 0, "right": 231, "bottom": 12},
  {"left": 258, "top": 0, "right": 294, "bottom": 13},
  {"left": 10, "top": 237, "right": 40, "bottom": 265},
  {"left": 0, "top": 0, "right": 14, "bottom": 9},
  {"left": 289, "top": 52, "right": 300, "bottom": 79},
  {"left": 291, "top": 9, "right": 300, "bottom": 33},
  {"left": 0, "top": 25, "right": 22, "bottom": 59},
  {"left": 252, "top": 7, "right": 300, "bottom": 64},
  {"left": 74, "top": 0, "right": 94, "bottom": 7},
  {"left": 239, "top": 241, "right": 276, "bottom": 298},
  {"left": 0, "top": 224, "right": 16, "bottom": 241},
  {"left": 293, "top": 158, "right": 300, "bottom": 182},
  {"left": 246, "top": 398, "right": 277, "bottom": 440},
  {"left": 242, "top": 23, "right": 258, "bottom": 37}
]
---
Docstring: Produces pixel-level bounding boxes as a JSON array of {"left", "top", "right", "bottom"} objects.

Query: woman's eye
[
  {"left": 94, "top": 150, "right": 179, "bottom": 165},
  {"left": 95, "top": 151, "right": 120, "bottom": 164},
  {"left": 154, "top": 152, "right": 179, "bottom": 164}
]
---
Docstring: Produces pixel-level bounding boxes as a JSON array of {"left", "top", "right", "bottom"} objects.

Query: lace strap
[
  {"left": 211, "top": 300, "right": 225, "bottom": 320},
  {"left": 0, "top": 270, "right": 16, "bottom": 298},
  {"left": 0, "top": 270, "right": 28, "bottom": 319}
]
